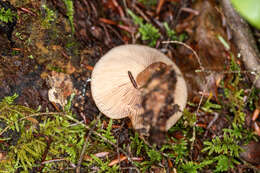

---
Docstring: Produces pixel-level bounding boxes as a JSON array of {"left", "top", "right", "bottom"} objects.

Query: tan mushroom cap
[{"left": 91, "top": 44, "right": 187, "bottom": 130}]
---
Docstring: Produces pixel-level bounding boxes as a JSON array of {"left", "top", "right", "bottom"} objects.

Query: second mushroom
[{"left": 91, "top": 44, "right": 188, "bottom": 138}]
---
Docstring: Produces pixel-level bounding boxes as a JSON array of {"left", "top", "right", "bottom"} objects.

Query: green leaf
[
  {"left": 231, "top": 0, "right": 260, "bottom": 29},
  {"left": 146, "top": 147, "right": 162, "bottom": 162},
  {"left": 179, "top": 161, "right": 199, "bottom": 173},
  {"left": 214, "top": 155, "right": 231, "bottom": 172},
  {"left": 127, "top": 9, "right": 160, "bottom": 47},
  {"left": 127, "top": 9, "right": 143, "bottom": 25},
  {"left": 0, "top": 8, "right": 16, "bottom": 23},
  {"left": 139, "top": 23, "right": 160, "bottom": 46},
  {"left": 63, "top": 0, "right": 75, "bottom": 33},
  {"left": 3, "top": 93, "right": 18, "bottom": 104}
]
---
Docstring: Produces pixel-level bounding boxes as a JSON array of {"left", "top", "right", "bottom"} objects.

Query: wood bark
[{"left": 220, "top": 0, "right": 260, "bottom": 89}]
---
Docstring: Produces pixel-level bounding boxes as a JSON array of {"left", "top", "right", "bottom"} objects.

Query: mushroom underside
[{"left": 91, "top": 44, "right": 188, "bottom": 133}]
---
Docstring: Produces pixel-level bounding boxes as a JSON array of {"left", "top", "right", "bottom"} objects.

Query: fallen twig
[
  {"left": 203, "top": 112, "right": 220, "bottom": 138},
  {"left": 162, "top": 40, "right": 204, "bottom": 71},
  {"left": 41, "top": 158, "right": 67, "bottom": 164},
  {"left": 76, "top": 113, "right": 101, "bottom": 173},
  {"left": 156, "top": 0, "right": 165, "bottom": 15}
]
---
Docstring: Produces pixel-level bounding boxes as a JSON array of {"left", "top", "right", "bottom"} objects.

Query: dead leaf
[
  {"left": 108, "top": 155, "right": 127, "bottom": 166},
  {"left": 240, "top": 141, "right": 260, "bottom": 166},
  {"left": 252, "top": 108, "right": 259, "bottom": 121},
  {"left": 47, "top": 72, "right": 75, "bottom": 107},
  {"left": 25, "top": 117, "right": 39, "bottom": 124}
]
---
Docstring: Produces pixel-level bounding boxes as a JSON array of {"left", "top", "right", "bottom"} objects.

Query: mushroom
[{"left": 91, "top": 44, "right": 187, "bottom": 135}]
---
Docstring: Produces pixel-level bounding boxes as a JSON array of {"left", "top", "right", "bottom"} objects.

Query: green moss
[
  {"left": 0, "top": 8, "right": 17, "bottom": 23},
  {"left": 41, "top": 4, "right": 56, "bottom": 29},
  {"left": 63, "top": 0, "right": 74, "bottom": 34},
  {"left": 127, "top": 9, "right": 160, "bottom": 47}
]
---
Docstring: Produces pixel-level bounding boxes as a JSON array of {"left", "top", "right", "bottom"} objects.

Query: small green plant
[
  {"left": 15, "top": 32, "right": 25, "bottom": 40},
  {"left": 224, "top": 87, "right": 245, "bottom": 124},
  {"left": 41, "top": 4, "right": 56, "bottom": 29},
  {"left": 176, "top": 157, "right": 216, "bottom": 173},
  {"left": 97, "top": 119, "right": 116, "bottom": 144},
  {"left": 179, "top": 161, "right": 200, "bottom": 173},
  {"left": 127, "top": 9, "right": 160, "bottom": 47},
  {"left": 0, "top": 94, "right": 37, "bottom": 172},
  {"left": 202, "top": 134, "right": 242, "bottom": 157},
  {"left": 130, "top": 132, "right": 145, "bottom": 156},
  {"left": 0, "top": 7, "right": 16, "bottom": 23},
  {"left": 182, "top": 109, "right": 197, "bottom": 127},
  {"left": 214, "top": 155, "right": 238, "bottom": 172},
  {"left": 63, "top": 0, "right": 75, "bottom": 34},
  {"left": 163, "top": 22, "right": 187, "bottom": 42},
  {"left": 164, "top": 22, "right": 178, "bottom": 40},
  {"left": 178, "top": 160, "right": 209, "bottom": 173},
  {"left": 230, "top": 54, "right": 242, "bottom": 82},
  {"left": 220, "top": 55, "right": 247, "bottom": 124},
  {"left": 135, "top": 145, "right": 162, "bottom": 172},
  {"left": 201, "top": 96, "right": 222, "bottom": 113},
  {"left": 0, "top": 93, "right": 35, "bottom": 136},
  {"left": 28, "top": 55, "right": 34, "bottom": 59},
  {"left": 0, "top": 94, "right": 85, "bottom": 172},
  {"left": 217, "top": 34, "right": 230, "bottom": 50},
  {"left": 161, "top": 138, "right": 188, "bottom": 164},
  {"left": 223, "top": 123, "right": 258, "bottom": 144},
  {"left": 88, "top": 154, "right": 119, "bottom": 172},
  {"left": 201, "top": 127, "right": 244, "bottom": 172}
]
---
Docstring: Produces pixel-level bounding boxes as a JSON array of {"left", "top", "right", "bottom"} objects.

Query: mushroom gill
[{"left": 91, "top": 44, "right": 188, "bottom": 138}]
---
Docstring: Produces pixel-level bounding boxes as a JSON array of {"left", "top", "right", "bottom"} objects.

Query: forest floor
[{"left": 0, "top": 0, "right": 259, "bottom": 172}]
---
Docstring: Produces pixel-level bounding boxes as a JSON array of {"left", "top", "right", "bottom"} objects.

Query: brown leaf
[
  {"left": 252, "top": 108, "right": 259, "bottom": 121},
  {"left": 25, "top": 117, "right": 39, "bottom": 124},
  {"left": 108, "top": 155, "right": 127, "bottom": 167},
  {"left": 240, "top": 141, "right": 260, "bottom": 166}
]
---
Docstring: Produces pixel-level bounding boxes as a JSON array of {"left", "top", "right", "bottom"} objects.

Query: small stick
[
  {"left": 41, "top": 158, "right": 67, "bottom": 164},
  {"left": 156, "top": 0, "right": 165, "bottom": 15},
  {"left": 76, "top": 113, "right": 101, "bottom": 173},
  {"left": 128, "top": 71, "right": 138, "bottom": 89},
  {"left": 112, "top": 0, "right": 125, "bottom": 18},
  {"left": 132, "top": 3, "right": 151, "bottom": 23},
  {"left": 162, "top": 40, "right": 204, "bottom": 71},
  {"left": 181, "top": 7, "right": 199, "bottom": 15},
  {"left": 203, "top": 112, "right": 220, "bottom": 138},
  {"left": 38, "top": 136, "right": 52, "bottom": 172}
]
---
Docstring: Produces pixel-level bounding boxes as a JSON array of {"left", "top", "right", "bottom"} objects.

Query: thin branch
[
  {"left": 41, "top": 158, "right": 67, "bottom": 164},
  {"left": 162, "top": 40, "right": 204, "bottom": 71}
]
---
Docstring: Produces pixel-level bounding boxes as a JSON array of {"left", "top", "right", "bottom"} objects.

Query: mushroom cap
[{"left": 91, "top": 44, "right": 187, "bottom": 130}]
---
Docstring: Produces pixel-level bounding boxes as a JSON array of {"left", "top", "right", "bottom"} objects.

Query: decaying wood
[{"left": 220, "top": 0, "right": 260, "bottom": 89}]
